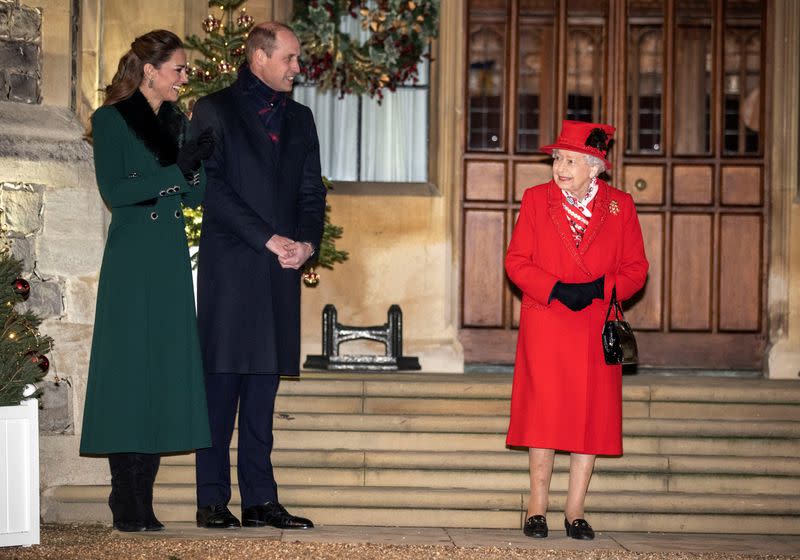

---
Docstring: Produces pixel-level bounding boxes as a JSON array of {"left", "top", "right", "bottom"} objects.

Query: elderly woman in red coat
[{"left": 505, "top": 120, "right": 648, "bottom": 540}]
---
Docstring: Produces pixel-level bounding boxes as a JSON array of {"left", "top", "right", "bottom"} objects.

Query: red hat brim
[{"left": 539, "top": 142, "right": 612, "bottom": 170}]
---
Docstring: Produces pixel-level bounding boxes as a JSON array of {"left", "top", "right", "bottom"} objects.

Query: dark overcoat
[
  {"left": 80, "top": 92, "right": 211, "bottom": 454},
  {"left": 190, "top": 76, "right": 326, "bottom": 376},
  {"left": 505, "top": 180, "right": 648, "bottom": 455}
]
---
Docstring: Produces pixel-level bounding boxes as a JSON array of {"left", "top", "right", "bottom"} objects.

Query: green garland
[{"left": 291, "top": 0, "right": 439, "bottom": 100}]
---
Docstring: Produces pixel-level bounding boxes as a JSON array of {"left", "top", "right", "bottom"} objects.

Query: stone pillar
[{"left": 767, "top": 0, "right": 800, "bottom": 379}]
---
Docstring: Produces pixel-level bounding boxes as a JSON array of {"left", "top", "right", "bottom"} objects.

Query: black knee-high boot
[
  {"left": 108, "top": 453, "right": 146, "bottom": 532},
  {"left": 137, "top": 453, "right": 164, "bottom": 531}
]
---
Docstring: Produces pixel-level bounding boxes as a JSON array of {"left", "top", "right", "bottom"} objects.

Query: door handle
[{"left": 634, "top": 178, "right": 647, "bottom": 191}]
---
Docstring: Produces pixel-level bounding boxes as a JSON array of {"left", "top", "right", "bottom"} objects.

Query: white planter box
[{"left": 0, "top": 400, "right": 39, "bottom": 547}]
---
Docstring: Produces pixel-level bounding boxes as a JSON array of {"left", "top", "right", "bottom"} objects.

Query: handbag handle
[{"left": 604, "top": 286, "right": 625, "bottom": 322}]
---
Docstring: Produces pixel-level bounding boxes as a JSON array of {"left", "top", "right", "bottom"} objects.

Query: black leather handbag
[{"left": 602, "top": 287, "right": 638, "bottom": 365}]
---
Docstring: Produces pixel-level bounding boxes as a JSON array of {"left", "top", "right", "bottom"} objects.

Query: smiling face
[
  {"left": 141, "top": 48, "right": 188, "bottom": 110},
  {"left": 251, "top": 28, "right": 301, "bottom": 92},
  {"left": 552, "top": 149, "right": 600, "bottom": 198}
]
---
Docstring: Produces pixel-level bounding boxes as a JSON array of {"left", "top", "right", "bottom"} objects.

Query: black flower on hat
[{"left": 585, "top": 128, "right": 609, "bottom": 153}]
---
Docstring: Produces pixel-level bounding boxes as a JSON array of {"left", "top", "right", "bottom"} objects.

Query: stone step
[
  {"left": 267, "top": 413, "right": 800, "bottom": 437},
  {"left": 274, "top": 395, "right": 800, "bottom": 420},
  {"left": 45, "top": 486, "right": 800, "bottom": 534},
  {"left": 277, "top": 374, "right": 800, "bottom": 405},
  {"left": 50, "top": 485, "right": 800, "bottom": 513},
  {"left": 153, "top": 464, "right": 800, "bottom": 495},
  {"left": 161, "top": 450, "right": 800, "bottom": 477},
  {"left": 258, "top": 429, "right": 798, "bottom": 457}
]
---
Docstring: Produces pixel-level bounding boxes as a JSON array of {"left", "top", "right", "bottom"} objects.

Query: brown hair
[
  {"left": 245, "top": 22, "right": 295, "bottom": 62},
  {"left": 103, "top": 29, "right": 183, "bottom": 106}
]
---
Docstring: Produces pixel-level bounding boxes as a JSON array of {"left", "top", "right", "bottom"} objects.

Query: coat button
[
  {"left": 159, "top": 190, "right": 166, "bottom": 196},
  {"left": 150, "top": 212, "right": 158, "bottom": 220},
  {"left": 174, "top": 210, "right": 181, "bottom": 219}
]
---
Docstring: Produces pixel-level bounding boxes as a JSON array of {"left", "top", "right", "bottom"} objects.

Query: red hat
[{"left": 540, "top": 120, "right": 616, "bottom": 169}]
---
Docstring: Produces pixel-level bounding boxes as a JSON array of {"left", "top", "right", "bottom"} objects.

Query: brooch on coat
[{"left": 609, "top": 200, "right": 620, "bottom": 215}]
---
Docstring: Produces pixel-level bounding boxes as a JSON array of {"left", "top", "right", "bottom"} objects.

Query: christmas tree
[
  {"left": 180, "top": 0, "right": 252, "bottom": 112},
  {"left": 180, "top": 0, "right": 347, "bottom": 284},
  {"left": 0, "top": 213, "right": 53, "bottom": 406}
]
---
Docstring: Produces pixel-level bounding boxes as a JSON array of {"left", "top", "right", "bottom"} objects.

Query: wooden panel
[
  {"left": 460, "top": 330, "right": 764, "bottom": 369},
  {"left": 624, "top": 165, "right": 664, "bottom": 204},
  {"left": 465, "top": 161, "right": 506, "bottom": 201},
  {"left": 463, "top": 210, "right": 506, "bottom": 326},
  {"left": 459, "top": 329, "right": 517, "bottom": 363},
  {"left": 721, "top": 166, "right": 761, "bottom": 205},
  {"left": 624, "top": 213, "right": 662, "bottom": 330},
  {"left": 670, "top": 214, "right": 712, "bottom": 331},
  {"left": 514, "top": 162, "right": 551, "bottom": 201},
  {"left": 719, "top": 214, "right": 762, "bottom": 331},
  {"left": 673, "top": 165, "right": 713, "bottom": 205},
  {"left": 635, "top": 332, "right": 764, "bottom": 369}
]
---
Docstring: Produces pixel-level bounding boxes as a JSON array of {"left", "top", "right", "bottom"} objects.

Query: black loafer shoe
[
  {"left": 523, "top": 514, "right": 548, "bottom": 538},
  {"left": 565, "top": 517, "right": 595, "bottom": 540},
  {"left": 242, "top": 502, "right": 314, "bottom": 529},
  {"left": 196, "top": 504, "right": 241, "bottom": 529}
]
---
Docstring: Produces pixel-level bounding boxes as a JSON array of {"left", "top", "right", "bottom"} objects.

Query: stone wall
[{"left": 0, "top": 0, "right": 41, "bottom": 103}]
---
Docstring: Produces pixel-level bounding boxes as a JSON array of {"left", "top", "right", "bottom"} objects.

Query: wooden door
[{"left": 460, "top": 0, "right": 768, "bottom": 369}]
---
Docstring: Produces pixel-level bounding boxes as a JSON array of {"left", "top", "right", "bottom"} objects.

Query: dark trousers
[{"left": 195, "top": 373, "right": 281, "bottom": 509}]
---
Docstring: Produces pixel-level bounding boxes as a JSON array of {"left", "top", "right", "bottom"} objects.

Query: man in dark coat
[{"left": 190, "top": 22, "right": 326, "bottom": 530}]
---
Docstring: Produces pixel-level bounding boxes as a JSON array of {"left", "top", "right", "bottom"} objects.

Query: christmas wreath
[{"left": 291, "top": 0, "right": 439, "bottom": 100}]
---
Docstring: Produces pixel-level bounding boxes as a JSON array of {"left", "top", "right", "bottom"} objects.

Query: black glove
[
  {"left": 549, "top": 276, "right": 604, "bottom": 312},
  {"left": 176, "top": 128, "right": 215, "bottom": 177}
]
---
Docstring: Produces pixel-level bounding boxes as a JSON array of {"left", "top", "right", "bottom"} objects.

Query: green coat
[{"left": 80, "top": 93, "right": 211, "bottom": 454}]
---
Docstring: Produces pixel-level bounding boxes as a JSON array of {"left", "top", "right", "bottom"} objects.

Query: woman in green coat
[{"left": 80, "top": 29, "right": 213, "bottom": 532}]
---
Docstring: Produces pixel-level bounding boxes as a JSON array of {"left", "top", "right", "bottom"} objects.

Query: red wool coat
[{"left": 505, "top": 179, "right": 648, "bottom": 455}]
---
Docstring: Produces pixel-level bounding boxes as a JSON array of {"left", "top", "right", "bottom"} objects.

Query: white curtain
[
  {"left": 293, "top": 86, "right": 360, "bottom": 181},
  {"left": 360, "top": 89, "right": 428, "bottom": 181},
  {"left": 294, "top": 85, "right": 428, "bottom": 182}
]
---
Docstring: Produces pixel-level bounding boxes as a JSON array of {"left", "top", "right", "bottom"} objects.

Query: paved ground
[{"left": 1, "top": 524, "right": 798, "bottom": 559}]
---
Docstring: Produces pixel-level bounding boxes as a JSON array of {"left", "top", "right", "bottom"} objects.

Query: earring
[{"left": 147, "top": 77, "right": 154, "bottom": 88}]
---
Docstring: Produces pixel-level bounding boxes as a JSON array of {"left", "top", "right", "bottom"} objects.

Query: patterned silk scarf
[{"left": 561, "top": 177, "right": 598, "bottom": 247}]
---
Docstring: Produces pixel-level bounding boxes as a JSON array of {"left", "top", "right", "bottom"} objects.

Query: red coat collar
[{"left": 546, "top": 179, "right": 611, "bottom": 278}]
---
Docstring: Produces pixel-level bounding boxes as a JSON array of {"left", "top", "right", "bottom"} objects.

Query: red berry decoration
[
  {"left": 36, "top": 355, "right": 49, "bottom": 373},
  {"left": 13, "top": 278, "right": 30, "bottom": 301}
]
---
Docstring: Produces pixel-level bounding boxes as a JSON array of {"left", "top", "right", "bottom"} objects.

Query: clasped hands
[
  {"left": 549, "top": 276, "right": 605, "bottom": 312},
  {"left": 266, "top": 234, "right": 314, "bottom": 269}
]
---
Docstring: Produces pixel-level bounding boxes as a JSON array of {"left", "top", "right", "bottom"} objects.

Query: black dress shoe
[
  {"left": 242, "top": 502, "right": 314, "bottom": 529},
  {"left": 564, "top": 517, "right": 595, "bottom": 540},
  {"left": 196, "top": 504, "right": 241, "bottom": 529},
  {"left": 523, "top": 515, "right": 548, "bottom": 538},
  {"left": 113, "top": 521, "right": 146, "bottom": 532}
]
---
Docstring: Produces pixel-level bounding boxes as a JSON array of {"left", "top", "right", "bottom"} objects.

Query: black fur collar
[{"left": 114, "top": 89, "right": 186, "bottom": 166}]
